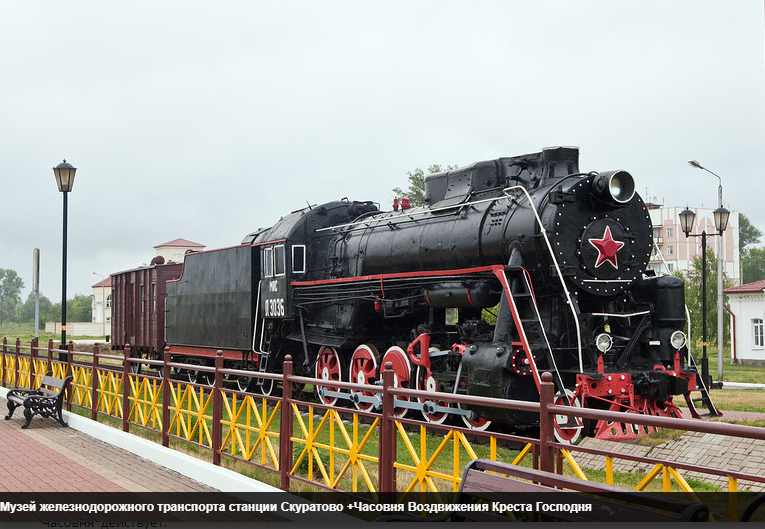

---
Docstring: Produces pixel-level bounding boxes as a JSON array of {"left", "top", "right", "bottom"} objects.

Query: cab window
[
  {"left": 264, "top": 247, "right": 274, "bottom": 277},
  {"left": 292, "top": 245, "right": 306, "bottom": 274},
  {"left": 274, "top": 245, "right": 286, "bottom": 276}
]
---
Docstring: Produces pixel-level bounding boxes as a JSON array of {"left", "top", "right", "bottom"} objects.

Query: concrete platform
[{"left": 0, "top": 388, "right": 356, "bottom": 525}]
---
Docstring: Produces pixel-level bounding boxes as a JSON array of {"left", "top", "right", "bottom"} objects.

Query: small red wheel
[
  {"left": 315, "top": 346, "right": 342, "bottom": 406},
  {"left": 415, "top": 365, "right": 449, "bottom": 424},
  {"left": 553, "top": 389, "right": 584, "bottom": 445},
  {"left": 460, "top": 405, "right": 492, "bottom": 431},
  {"left": 349, "top": 344, "right": 378, "bottom": 411},
  {"left": 381, "top": 346, "right": 411, "bottom": 418}
]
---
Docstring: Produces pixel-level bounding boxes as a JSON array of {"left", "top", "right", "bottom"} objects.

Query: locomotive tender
[{"left": 112, "top": 146, "right": 699, "bottom": 442}]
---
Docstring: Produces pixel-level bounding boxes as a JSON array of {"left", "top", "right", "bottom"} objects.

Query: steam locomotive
[{"left": 111, "top": 146, "right": 699, "bottom": 443}]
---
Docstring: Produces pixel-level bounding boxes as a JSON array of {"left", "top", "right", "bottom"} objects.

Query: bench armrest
[{"left": 7, "top": 389, "right": 42, "bottom": 398}]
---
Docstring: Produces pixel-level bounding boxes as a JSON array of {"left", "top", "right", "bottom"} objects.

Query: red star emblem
[{"left": 589, "top": 226, "right": 625, "bottom": 269}]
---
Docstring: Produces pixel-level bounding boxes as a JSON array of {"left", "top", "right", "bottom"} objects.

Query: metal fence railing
[{"left": 2, "top": 337, "right": 765, "bottom": 520}]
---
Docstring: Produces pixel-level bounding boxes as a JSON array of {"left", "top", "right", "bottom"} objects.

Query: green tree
[
  {"left": 739, "top": 213, "right": 762, "bottom": 253},
  {"left": 0, "top": 269, "right": 25, "bottom": 325},
  {"left": 21, "top": 292, "right": 53, "bottom": 327},
  {"left": 739, "top": 214, "right": 765, "bottom": 283},
  {"left": 742, "top": 246, "right": 765, "bottom": 284},
  {"left": 676, "top": 250, "right": 730, "bottom": 348},
  {"left": 68, "top": 294, "right": 93, "bottom": 321},
  {"left": 392, "top": 164, "right": 458, "bottom": 207},
  {"left": 49, "top": 294, "right": 93, "bottom": 324}
]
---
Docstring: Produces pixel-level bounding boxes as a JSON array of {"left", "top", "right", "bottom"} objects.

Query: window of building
[
  {"left": 667, "top": 246, "right": 674, "bottom": 256},
  {"left": 152, "top": 284, "right": 156, "bottom": 312},
  {"left": 140, "top": 285, "right": 145, "bottom": 313},
  {"left": 106, "top": 294, "right": 111, "bottom": 308},
  {"left": 753, "top": 319, "right": 764, "bottom": 348},
  {"left": 667, "top": 263, "right": 674, "bottom": 272},
  {"left": 666, "top": 228, "right": 673, "bottom": 238}
]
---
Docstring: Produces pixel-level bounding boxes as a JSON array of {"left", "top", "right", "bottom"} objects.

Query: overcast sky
[{"left": 1, "top": 0, "right": 764, "bottom": 305}]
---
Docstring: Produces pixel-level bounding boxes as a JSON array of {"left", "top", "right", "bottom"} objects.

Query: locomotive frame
[{"left": 111, "top": 146, "right": 707, "bottom": 443}]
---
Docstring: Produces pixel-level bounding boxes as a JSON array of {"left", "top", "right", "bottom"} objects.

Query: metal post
[
  {"left": 66, "top": 342, "right": 73, "bottom": 411},
  {"left": 30, "top": 337, "right": 37, "bottom": 385},
  {"left": 701, "top": 231, "right": 710, "bottom": 404},
  {"left": 1, "top": 337, "right": 6, "bottom": 387},
  {"left": 688, "top": 161, "right": 726, "bottom": 381},
  {"left": 14, "top": 338, "right": 20, "bottom": 389},
  {"left": 122, "top": 344, "right": 131, "bottom": 432},
  {"left": 60, "top": 190, "right": 68, "bottom": 361},
  {"left": 213, "top": 351, "right": 223, "bottom": 466},
  {"left": 47, "top": 339, "right": 53, "bottom": 375},
  {"left": 280, "top": 355, "right": 294, "bottom": 491},
  {"left": 92, "top": 343, "right": 99, "bottom": 421},
  {"left": 33, "top": 248, "right": 40, "bottom": 340},
  {"left": 717, "top": 226, "right": 724, "bottom": 381},
  {"left": 379, "top": 361, "right": 396, "bottom": 494},
  {"left": 162, "top": 346, "right": 170, "bottom": 447},
  {"left": 539, "top": 372, "right": 555, "bottom": 473}
]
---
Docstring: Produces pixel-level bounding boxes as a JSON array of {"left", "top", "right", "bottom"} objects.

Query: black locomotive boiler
[{"left": 111, "top": 146, "right": 699, "bottom": 443}]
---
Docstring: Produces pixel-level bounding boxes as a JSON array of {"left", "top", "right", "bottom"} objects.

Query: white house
[
  {"left": 91, "top": 276, "right": 112, "bottom": 335},
  {"left": 63, "top": 239, "right": 206, "bottom": 338},
  {"left": 724, "top": 279, "right": 765, "bottom": 366},
  {"left": 647, "top": 203, "right": 739, "bottom": 283},
  {"left": 154, "top": 238, "right": 206, "bottom": 263}
]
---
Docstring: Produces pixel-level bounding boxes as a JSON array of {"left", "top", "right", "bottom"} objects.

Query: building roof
[
  {"left": 92, "top": 277, "right": 112, "bottom": 288},
  {"left": 724, "top": 279, "right": 765, "bottom": 294},
  {"left": 154, "top": 238, "right": 205, "bottom": 249}
]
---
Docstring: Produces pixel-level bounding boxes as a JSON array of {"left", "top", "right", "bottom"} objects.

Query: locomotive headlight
[
  {"left": 595, "top": 333, "right": 613, "bottom": 353},
  {"left": 670, "top": 330, "right": 687, "bottom": 350},
  {"left": 592, "top": 170, "right": 636, "bottom": 204}
]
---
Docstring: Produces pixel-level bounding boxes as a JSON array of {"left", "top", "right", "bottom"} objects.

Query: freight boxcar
[{"left": 110, "top": 258, "right": 183, "bottom": 371}]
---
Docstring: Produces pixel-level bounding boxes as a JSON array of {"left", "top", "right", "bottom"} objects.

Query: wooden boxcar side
[{"left": 110, "top": 262, "right": 183, "bottom": 358}]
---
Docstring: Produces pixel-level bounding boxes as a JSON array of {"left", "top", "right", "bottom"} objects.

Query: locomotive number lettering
[{"left": 264, "top": 297, "right": 285, "bottom": 317}]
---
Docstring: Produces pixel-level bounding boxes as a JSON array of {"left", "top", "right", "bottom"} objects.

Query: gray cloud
[{"left": 1, "top": 0, "right": 763, "bottom": 303}]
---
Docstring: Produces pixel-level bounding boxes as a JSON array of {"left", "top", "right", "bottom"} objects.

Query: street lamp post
[
  {"left": 679, "top": 205, "right": 729, "bottom": 410},
  {"left": 93, "top": 272, "right": 106, "bottom": 339},
  {"left": 53, "top": 160, "right": 76, "bottom": 359},
  {"left": 688, "top": 160, "right": 727, "bottom": 381}
]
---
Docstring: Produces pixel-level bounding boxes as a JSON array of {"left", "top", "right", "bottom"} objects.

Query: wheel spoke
[
  {"left": 553, "top": 389, "right": 584, "bottom": 444},
  {"left": 381, "top": 346, "right": 411, "bottom": 418},
  {"left": 349, "top": 344, "right": 378, "bottom": 411},
  {"left": 316, "top": 346, "right": 342, "bottom": 406},
  {"left": 460, "top": 405, "right": 492, "bottom": 431},
  {"left": 416, "top": 366, "right": 448, "bottom": 424}
]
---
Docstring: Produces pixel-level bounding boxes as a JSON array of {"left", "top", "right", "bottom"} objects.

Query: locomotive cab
[{"left": 249, "top": 199, "right": 380, "bottom": 375}]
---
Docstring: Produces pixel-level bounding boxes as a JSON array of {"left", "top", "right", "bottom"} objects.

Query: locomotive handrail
[
  {"left": 501, "top": 184, "right": 584, "bottom": 372},
  {"left": 252, "top": 278, "right": 268, "bottom": 356},
  {"left": 313, "top": 194, "right": 515, "bottom": 233},
  {"left": 591, "top": 310, "right": 650, "bottom": 318}
]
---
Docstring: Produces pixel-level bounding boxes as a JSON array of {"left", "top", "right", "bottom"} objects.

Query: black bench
[
  {"left": 376, "top": 458, "right": 709, "bottom": 522},
  {"left": 4, "top": 372, "right": 72, "bottom": 429}
]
